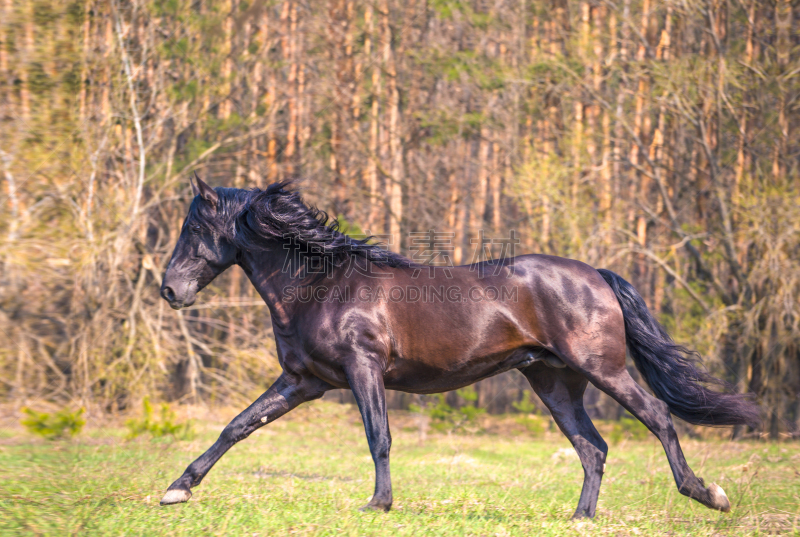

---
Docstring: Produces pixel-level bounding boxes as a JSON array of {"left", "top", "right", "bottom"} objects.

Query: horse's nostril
[{"left": 162, "top": 286, "right": 176, "bottom": 303}]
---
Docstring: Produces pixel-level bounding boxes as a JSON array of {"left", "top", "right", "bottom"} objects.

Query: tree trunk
[
  {"left": 283, "top": 0, "right": 299, "bottom": 176},
  {"left": 774, "top": 0, "right": 791, "bottom": 181},
  {"left": 365, "top": 3, "right": 381, "bottom": 232},
  {"left": 382, "top": 0, "right": 403, "bottom": 251}
]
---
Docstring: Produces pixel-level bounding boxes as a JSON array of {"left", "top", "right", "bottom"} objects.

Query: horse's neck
[{"left": 239, "top": 249, "right": 299, "bottom": 327}]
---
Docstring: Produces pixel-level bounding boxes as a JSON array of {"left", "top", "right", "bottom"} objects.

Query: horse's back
[{"left": 373, "top": 253, "right": 623, "bottom": 391}]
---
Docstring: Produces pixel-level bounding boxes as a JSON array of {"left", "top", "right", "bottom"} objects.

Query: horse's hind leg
[
  {"left": 576, "top": 354, "right": 731, "bottom": 512},
  {"left": 160, "top": 372, "right": 330, "bottom": 505},
  {"left": 521, "top": 362, "right": 608, "bottom": 519}
]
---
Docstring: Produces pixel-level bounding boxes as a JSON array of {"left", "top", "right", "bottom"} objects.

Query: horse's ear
[
  {"left": 194, "top": 171, "right": 218, "bottom": 208},
  {"left": 190, "top": 172, "right": 200, "bottom": 196}
]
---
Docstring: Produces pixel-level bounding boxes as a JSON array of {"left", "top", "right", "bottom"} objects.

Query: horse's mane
[{"left": 194, "top": 181, "right": 409, "bottom": 268}]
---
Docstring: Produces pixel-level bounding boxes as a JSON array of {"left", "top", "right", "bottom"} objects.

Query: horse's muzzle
[
  {"left": 160, "top": 283, "right": 195, "bottom": 310},
  {"left": 161, "top": 285, "right": 184, "bottom": 309},
  {"left": 161, "top": 285, "right": 177, "bottom": 303}
]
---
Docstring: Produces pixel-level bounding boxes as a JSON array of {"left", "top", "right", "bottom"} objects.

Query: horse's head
[{"left": 160, "top": 175, "right": 239, "bottom": 310}]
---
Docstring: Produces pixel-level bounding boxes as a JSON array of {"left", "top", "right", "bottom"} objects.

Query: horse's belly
[{"left": 382, "top": 347, "right": 539, "bottom": 393}]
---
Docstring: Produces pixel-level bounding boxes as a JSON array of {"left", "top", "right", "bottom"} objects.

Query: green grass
[{"left": 1, "top": 401, "right": 799, "bottom": 536}]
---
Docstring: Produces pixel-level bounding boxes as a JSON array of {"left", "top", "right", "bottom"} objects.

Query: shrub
[
  {"left": 609, "top": 415, "right": 650, "bottom": 444},
  {"left": 516, "top": 413, "right": 546, "bottom": 436},
  {"left": 511, "top": 392, "right": 537, "bottom": 414},
  {"left": 511, "top": 393, "right": 546, "bottom": 435},
  {"left": 410, "top": 387, "right": 485, "bottom": 434},
  {"left": 125, "top": 397, "right": 194, "bottom": 440},
  {"left": 21, "top": 407, "right": 85, "bottom": 439}
]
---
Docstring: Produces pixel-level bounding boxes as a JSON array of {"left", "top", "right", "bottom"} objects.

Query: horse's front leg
[
  {"left": 160, "top": 371, "right": 330, "bottom": 505},
  {"left": 346, "top": 361, "right": 392, "bottom": 512}
]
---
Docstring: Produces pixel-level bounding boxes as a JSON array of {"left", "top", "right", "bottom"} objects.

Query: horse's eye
[{"left": 189, "top": 224, "right": 202, "bottom": 234}]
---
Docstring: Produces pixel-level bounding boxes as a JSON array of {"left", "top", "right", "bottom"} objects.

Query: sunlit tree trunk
[
  {"left": 773, "top": 0, "right": 791, "bottom": 181},
  {"left": 490, "top": 141, "right": 502, "bottom": 234},
  {"left": 365, "top": 3, "right": 381, "bottom": 232},
  {"left": 262, "top": 5, "right": 278, "bottom": 182},
  {"left": 382, "top": 0, "right": 403, "bottom": 251},
  {"left": 471, "top": 127, "right": 490, "bottom": 258},
  {"left": 612, "top": 0, "right": 630, "bottom": 221},
  {"left": 328, "top": 0, "right": 356, "bottom": 214},
  {"left": 219, "top": 0, "right": 235, "bottom": 120},
  {"left": 630, "top": 0, "right": 652, "bottom": 299},
  {"left": 572, "top": 1, "right": 589, "bottom": 208},
  {"left": 454, "top": 140, "right": 469, "bottom": 264},
  {"left": 283, "top": 0, "right": 298, "bottom": 176},
  {"left": 734, "top": 0, "right": 756, "bottom": 203},
  {"left": 590, "top": 4, "right": 607, "bottom": 219}
]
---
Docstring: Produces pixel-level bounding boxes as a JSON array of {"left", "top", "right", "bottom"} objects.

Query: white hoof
[
  {"left": 708, "top": 483, "right": 730, "bottom": 512},
  {"left": 160, "top": 488, "right": 192, "bottom": 505}
]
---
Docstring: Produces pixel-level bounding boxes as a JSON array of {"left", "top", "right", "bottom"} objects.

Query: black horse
[{"left": 158, "top": 176, "right": 760, "bottom": 519}]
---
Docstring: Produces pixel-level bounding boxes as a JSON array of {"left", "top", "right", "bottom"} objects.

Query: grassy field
[{"left": 1, "top": 401, "right": 799, "bottom": 536}]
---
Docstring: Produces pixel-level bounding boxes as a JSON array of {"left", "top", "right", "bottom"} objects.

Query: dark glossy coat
[{"left": 157, "top": 178, "right": 759, "bottom": 518}]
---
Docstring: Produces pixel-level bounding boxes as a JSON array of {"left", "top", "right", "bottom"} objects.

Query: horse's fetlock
[{"left": 677, "top": 479, "right": 704, "bottom": 499}]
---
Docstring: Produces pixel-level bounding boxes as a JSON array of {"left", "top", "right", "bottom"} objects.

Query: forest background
[{"left": 0, "top": 0, "right": 798, "bottom": 439}]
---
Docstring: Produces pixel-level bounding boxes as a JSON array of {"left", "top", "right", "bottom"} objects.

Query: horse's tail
[{"left": 597, "top": 268, "right": 761, "bottom": 429}]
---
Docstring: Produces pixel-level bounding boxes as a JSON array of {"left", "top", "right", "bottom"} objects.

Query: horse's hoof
[
  {"left": 706, "top": 483, "right": 730, "bottom": 512},
  {"left": 571, "top": 511, "right": 594, "bottom": 520},
  {"left": 359, "top": 502, "right": 391, "bottom": 512},
  {"left": 160, "top": 488, "right": 192, "bottom": 505}
]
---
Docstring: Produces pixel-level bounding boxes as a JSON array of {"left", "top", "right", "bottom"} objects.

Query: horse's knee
[
  {"left": 373, "top": 435, "right": 391, "bottom": 460},
  {"left": 219, "top": 427, "right": 236, "bottom": 445},
  {"left": 579, "top": 416, "right": 609, "bottom": 455},
  {"left": 571, "top": 436, "right": 605, "bottom": 472},
  {"left": 650, "top": 397, "right": 670, "bottom": 417},
  {"left": 647, "top": 400, "right": 678, "bottom": 437},
  {"left": 220, "top": 422, "right": 247, "bottom": 444}
]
